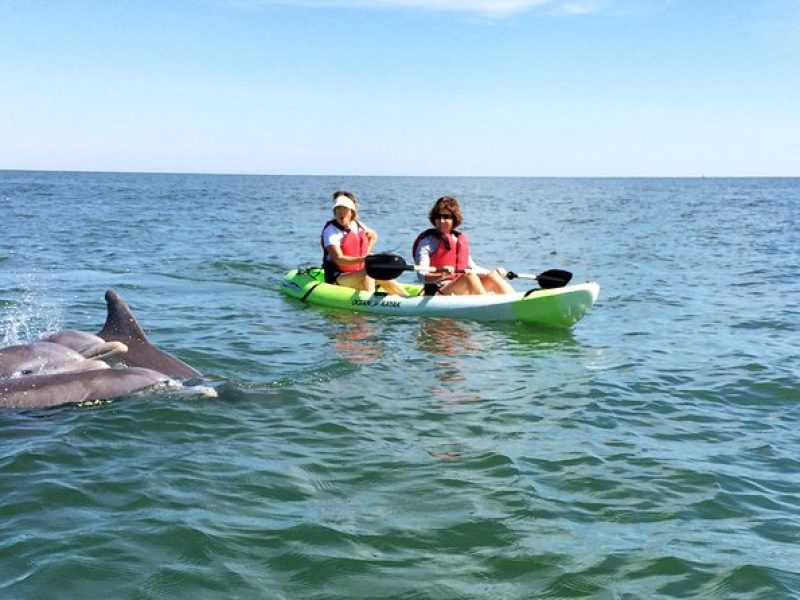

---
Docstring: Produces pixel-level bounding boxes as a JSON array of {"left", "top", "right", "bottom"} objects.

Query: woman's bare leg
[
  {"left": 337, "top": 271, "right": 375, "bottom": 292},
  {"left": 481, "top": 270, "right": 515, "bottom": 294},
  {"left": 376, "top": 279, "right": 410, "bottom": 297},
  {"left": 440, "top": 273, "right": 487, "bottom": 295}
]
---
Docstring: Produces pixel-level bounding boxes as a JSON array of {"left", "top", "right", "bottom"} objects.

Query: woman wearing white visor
[{"left": 321, "top": 191, "right": 409, "bottom": 296}]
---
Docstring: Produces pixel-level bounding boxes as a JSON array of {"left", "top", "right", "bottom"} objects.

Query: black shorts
[
  {"left": 323, "top": 262, "right": 342, "bottom": 284},
  {"left": 423, "top": 283, "right": 442, "bottom": 296}
]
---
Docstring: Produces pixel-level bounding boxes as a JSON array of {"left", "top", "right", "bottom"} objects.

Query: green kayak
[{"left": 280, "top": 268, "right": 599, "bottom": 328}]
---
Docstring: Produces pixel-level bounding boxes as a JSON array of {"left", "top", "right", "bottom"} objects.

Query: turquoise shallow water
[{"left": 1, "top": 172, "right": 799, "bottom": 598}]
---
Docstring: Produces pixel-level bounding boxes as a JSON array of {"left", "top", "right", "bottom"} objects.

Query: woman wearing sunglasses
[
  {"left": 412, "top": 196, "right": 515, "bottom": 296},
  {"left": 321, "top": 191, "right": 409, "bottom": 296}
]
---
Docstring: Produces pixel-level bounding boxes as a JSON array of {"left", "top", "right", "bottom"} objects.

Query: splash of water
[{"left": 0, "top": 281, "right": 64, "bottom": 346}]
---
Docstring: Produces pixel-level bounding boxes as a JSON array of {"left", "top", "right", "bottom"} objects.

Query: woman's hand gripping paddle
[{"left": 365, "top": 254, "right": 572, "bottom": 289}]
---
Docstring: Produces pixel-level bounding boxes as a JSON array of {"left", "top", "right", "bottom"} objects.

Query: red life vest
[
  {"left": 321, "top": 219, "right": 369, "bottom": 273},
  {"left": 412, "top": 229, "right": 470, "bottom": 279}
]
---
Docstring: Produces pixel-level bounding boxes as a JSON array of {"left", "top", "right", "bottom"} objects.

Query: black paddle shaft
[{"left": 365, "top": 254, "right": 572, "bottom": 288}]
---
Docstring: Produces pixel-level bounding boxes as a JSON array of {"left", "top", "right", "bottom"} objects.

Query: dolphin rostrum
[{"left": 41, "top": 330, "right": 128, "bottom": 361}]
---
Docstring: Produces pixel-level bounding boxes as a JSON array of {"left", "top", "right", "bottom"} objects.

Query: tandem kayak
[{"left": 280, "top": 268, "right": 599, "bottom": 328}]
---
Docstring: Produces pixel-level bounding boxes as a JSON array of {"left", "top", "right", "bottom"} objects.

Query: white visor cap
[{"left": 333, "top": 196, "right": 356, "bottom": 212}]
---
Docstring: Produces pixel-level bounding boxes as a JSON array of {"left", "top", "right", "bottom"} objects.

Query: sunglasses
[{"left": 434, "top": 213, "right": 454, "bottom": 220}]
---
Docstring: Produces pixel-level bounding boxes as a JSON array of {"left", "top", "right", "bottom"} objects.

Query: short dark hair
[{"left": 428, "top": 196, "right": 463, "bottom": 229}]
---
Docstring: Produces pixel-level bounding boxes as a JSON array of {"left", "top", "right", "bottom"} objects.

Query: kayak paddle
[
  {"left": 364, "top": 253, "right": 413, "bottom": 280},
  {"left": 364, "top": 253, "right": 572, "bottom": 289},
  {"left": 508, "top": 268, "right": 572, "bottom": 288}
]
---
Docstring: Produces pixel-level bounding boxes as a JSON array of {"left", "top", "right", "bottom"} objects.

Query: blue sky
[{"left": 1, "top": 0, "right": 798, "bottom": 176}]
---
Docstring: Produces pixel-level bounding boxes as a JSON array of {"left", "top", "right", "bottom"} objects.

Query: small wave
[
  {"left": 711, "top": 564, "right": 797, "bottom": 599},
  {"left": 732, "top": 318, "right": 797, "bottom": 332}
]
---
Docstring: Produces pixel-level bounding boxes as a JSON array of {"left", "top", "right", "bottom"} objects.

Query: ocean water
[{"left": 1, "top": 171, "right": 798, "bottom": 598}]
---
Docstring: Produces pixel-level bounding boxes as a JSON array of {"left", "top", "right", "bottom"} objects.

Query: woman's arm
[
  {"left": 415, "top": 236, "right": 450, "bottom": 283},
  {"left": 324, "top": 223, "right": 370, "bottom": 267},
  {"left": 365, "top": 228, "right": 378, "bottom": 254},
  {"left": 467, "top": 255, "right": 489, "bottom": 274},
  {"left": 327, "top": 243, "right": 365, "bottom": 267}
]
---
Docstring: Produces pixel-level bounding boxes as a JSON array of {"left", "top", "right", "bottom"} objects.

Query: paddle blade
[
  {"left": 365, "top": 253, "right": 412, "bottom": 280},
  {"left": 506, "top": 268, "right": 573, "bottom": 288},
  {"left": 536, "top": 269, "right": 573, "bottom": 288}
]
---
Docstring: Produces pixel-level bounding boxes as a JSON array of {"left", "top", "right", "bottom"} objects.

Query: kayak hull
[
  {"left": 280, "top": 268, "right": 599, "bottom": 328},
  {"left": 280, "top": 268, "right": 600, "bottom": 328}
]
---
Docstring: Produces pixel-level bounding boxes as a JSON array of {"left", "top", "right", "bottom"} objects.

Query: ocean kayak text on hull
[{"left": 280, "top": 268, "right": 599, "bottom": 328}]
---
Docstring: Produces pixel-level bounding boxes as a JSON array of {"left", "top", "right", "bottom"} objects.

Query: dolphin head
[
  {"left": 41, "top": 330, "right": 128, "bottom": 361},
  {"left": 0, "top": 341, "right": 110, "bottom": 378}
]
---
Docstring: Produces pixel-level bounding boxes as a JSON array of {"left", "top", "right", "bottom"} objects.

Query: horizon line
[{"left": 2, "top": 168, "right": 799, "bottom": 180}]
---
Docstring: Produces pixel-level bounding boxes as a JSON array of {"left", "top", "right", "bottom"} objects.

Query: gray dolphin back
[{"left": 97, "top": 290, "right": 201, "bottom": 379}]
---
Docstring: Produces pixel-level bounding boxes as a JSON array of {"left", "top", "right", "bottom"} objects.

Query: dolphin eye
[{"left": 20, "top": 370, "right": 33, "bottom": 375}]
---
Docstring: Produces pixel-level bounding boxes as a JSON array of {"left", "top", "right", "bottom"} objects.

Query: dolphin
[
  {"left": 97, "top": 290, "right": 201, "bottom": 379},
  {"left": 1, "top": 290, "right": 216, "bottom": 410},
  {"left": 0, "top": 341, "right": 110, "bottom": 379},
  {"left": 40, "top": 330, "right": 128, "bottom": 361},
  {"left": 0, "top": 367, "right": 178, "bottom": 410}
]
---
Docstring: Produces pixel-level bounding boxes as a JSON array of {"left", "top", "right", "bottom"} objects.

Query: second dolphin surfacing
[{"left": 0, "top": 290, "right": 216, "bottom": 410}]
